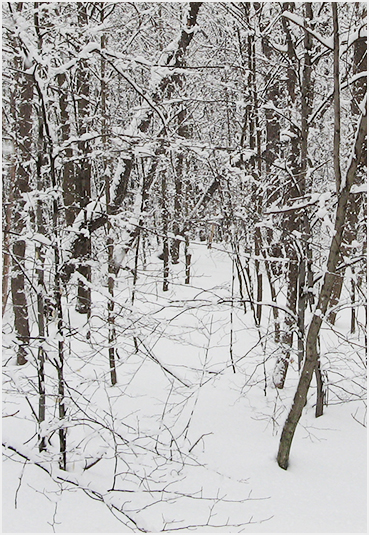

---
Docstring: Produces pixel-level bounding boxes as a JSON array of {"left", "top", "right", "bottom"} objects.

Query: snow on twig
[{"left": 282, "top": 11, "right": 334, "bottom": 50}]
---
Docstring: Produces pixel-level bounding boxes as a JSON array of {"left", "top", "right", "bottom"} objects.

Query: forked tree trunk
[
  {"left": 328, "top": 7, "right": 367, "bottom": 324},
  {"left": 277, "top": 108, "right": 366, "bottom": 470}
]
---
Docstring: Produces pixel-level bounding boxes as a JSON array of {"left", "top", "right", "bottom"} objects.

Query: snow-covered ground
[{"left": 2, "top": 244, "right": 367, "bottom": 533}]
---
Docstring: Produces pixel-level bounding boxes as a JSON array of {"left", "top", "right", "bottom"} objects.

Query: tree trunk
[
  {"left": 246, "top": 8, "right": 263, "bottom": 326},
  {"left": 58, "top": 71, "right": 75, "bottom": 227},
  {"left": 185, "top": 235, "right": 191, "bottom": 285},
  {"left": 9, "top": 10, "right": 33, "bottom": 364},
  {"left": 2, "top": 161, "right": 14, "bottom": 317},
  {"left": 31, "top": 33, "right": 68, "bottom": 466},
  {"left": 332, "top": 2, "right": 342, "bottom": 194},
  {"left": 277, "top": 108, "right": 366, "bottom": 469},
  {"left": 273, "top": 251, "right": 298, "bottom": 389},
  {"left": 328, "top": 4, "right": 367, "bottom": 324},
  {"left": 296, "top": 3, "right": 314, "bottom": 371},
  {"left": 75, "top": 3, "right": 92, "bottom": 315},
  {"left": 62, "top": 3, "right": 203, "bottom": 281},
  {"left": 100, "top": 16, "right": 118, "bottom": 386},
  {"left": 161, "top": 170, "right": 170, "bottom": 292},
  {"left": 35, "top": 34, "right": 47, "bottom": 450},
  {"left": 274, "top": 2, "right": 314, "bottom": 387},
  {"left": 315, "top": 356, "right": 325, "bottom": 418}
]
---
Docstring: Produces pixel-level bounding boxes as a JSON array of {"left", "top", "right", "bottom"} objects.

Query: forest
[{"left": 2, "top": 1, "right": 367, "bottom": 532}]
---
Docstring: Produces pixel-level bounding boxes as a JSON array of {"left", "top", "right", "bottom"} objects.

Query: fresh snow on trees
[{"left": 2, "top": 2, "right": 366, "bottom": 532}]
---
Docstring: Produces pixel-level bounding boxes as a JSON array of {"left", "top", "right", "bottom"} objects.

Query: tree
[
  {"left": 273, "top": 2, "right": 316, "bottom": 388},
  {"left": 61, "top": 2, "right": 203, "bottom": 282},
  {"left": 2, "top": 2, "right": 366, "bottom": 523},
  {"left": 277, "top": 2, "right": 367, "bottom": 467},
  {"left": 328, "top": 2, "right": 367, "bottom": 328}
]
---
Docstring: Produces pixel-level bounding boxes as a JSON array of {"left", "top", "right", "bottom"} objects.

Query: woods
[{"left": 2, "top": 2, "right": 367, "bottom": 532}]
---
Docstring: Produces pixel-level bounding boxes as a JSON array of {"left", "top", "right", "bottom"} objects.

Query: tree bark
[
  {"left": 272, "top": 2, "right": 301, "bottom": 387},
  {"left": 273, "top": 250, "right": 298, "bottom": 389},
  {"left": 100, "top": 9, "right": 118, "bottom": 385},
  {"left": 34, "top": 5, "right": 47, "bottom": 449},
  {"left": 58, "top": 71, "right": 75, "bottom": 227},
  {"left": 75, "top": 3, "right": 92, "bottom": 315},
  {"left": 161, "top": 169, "right": 170, "bottom": 292},
  {"left": 2, "top": 159, "right": 14, "bottom": 317},
  {"left": 332, "top": 2, "right": 342, "bottom": 194},
  {"left": 297, "top": 3, "right": 314, "bottom": 371},
  {"left": 9, "top": 6, "right": 33, "bottom": 364}
]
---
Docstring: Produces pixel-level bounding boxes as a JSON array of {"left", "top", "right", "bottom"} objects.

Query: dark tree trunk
[
  {"left": 9, "top": 10, "right": 33, "bottom": 364},
  {"left": 2, "top": 182, "right": 12, "bottom": 317},
  {"left": 297, "top": 3, "right": 314, "bottom": 371},
  {"left": 35, "top": 18, "right": 47, "bottom": 448},
  {"left": 100, "top": 9, "right": 117, "bottom": 386},
  {"left": 75, "top": 3, "right": 92, "bottom": 315},
  {"left": 58, "top": 72, "right": 75, "bottom": 227},
  {"left": 161, "top": 170, "right": 170, "bottom": 292},
  {"left": 273, "top": 2, "right": 314, "bottom": 387},
  {"left": 185, "top": 235, "right": 191, "bottom": 285}
]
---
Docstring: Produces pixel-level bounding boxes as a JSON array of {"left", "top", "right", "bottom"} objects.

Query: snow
[
  {"left": 133, "top": 143, "right": 156, "bottom": 158},
  {"left": 271, "top": 42, "right": 289, "bottom": 54},
  {"left": 280, "top": 129, "right": 297, "bottom": 142},
  {"left": 32, "top": 233, "right": 52, "bottom": 246},
  {"left": 52, "top": 58, "right": 78, "bottom": 76},
  {"left": 2, "top": 244, "right": 366, "bottom": 533},
  {"left": 52, "top": 43, "right": 100, "bottom": 76},
  {"left": 131, "top": 55, "right": 152, "bottom": 68},
  {"left": 343, "top": 71, "right": 368, "bottom": 90},
  {"left": 150, "top": 66, "right": 173, "bottom": 90},
  {"left": 3, "top": 3, "right": 366, "bottom": 530},
  {"left": 345, "top": 26, "right": 367, "bottom": 49},
  {"left": 282, "top": 12, "right": 334, "bottom": 50},
  {"left": 79, "top": 42, "right": 101, "bottom": 59},
  {"left": 351, "top": 184, "right": 367, "bottom": 195}
]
